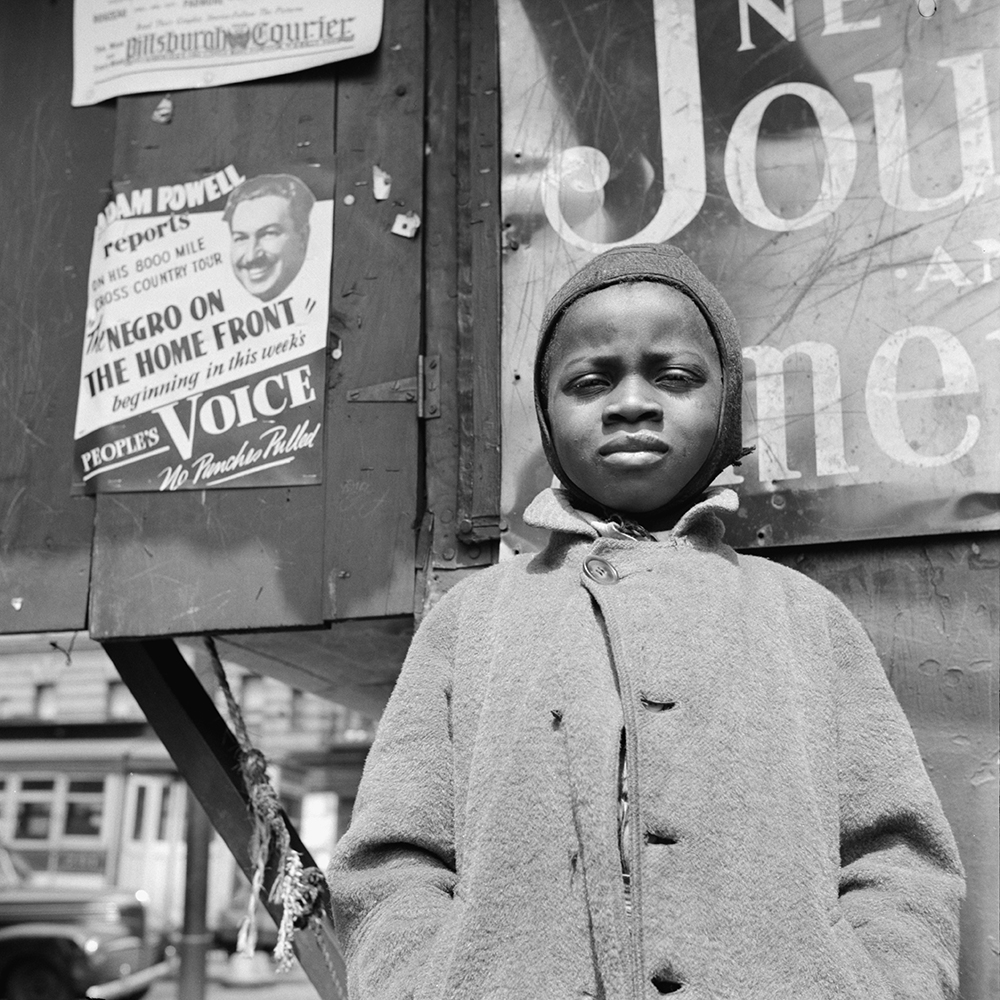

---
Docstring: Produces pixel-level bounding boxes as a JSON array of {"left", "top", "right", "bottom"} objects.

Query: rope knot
[{"left": 206, "top": 637, "right": 333, "bottom": 973}]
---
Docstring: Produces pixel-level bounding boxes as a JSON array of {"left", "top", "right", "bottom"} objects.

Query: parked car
[{"left": 0, "top": 841, "right": 173, "bottom": 1000}]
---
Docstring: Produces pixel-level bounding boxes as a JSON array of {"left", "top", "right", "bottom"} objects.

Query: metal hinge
[
  {"left": 457, "top": 513, "right": 503, "bottom": 541},
  {"left": 345, "top": 355, "right": 440, "bottom": 419}
]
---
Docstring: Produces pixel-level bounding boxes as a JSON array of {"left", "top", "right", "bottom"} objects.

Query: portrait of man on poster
[{"left": 222, "top": 173, "right": 316, "bottom": 302}]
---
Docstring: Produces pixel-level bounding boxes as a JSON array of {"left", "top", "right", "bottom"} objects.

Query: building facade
[{"left": 0, "top": 632, "right": 372, "bottom": 934}]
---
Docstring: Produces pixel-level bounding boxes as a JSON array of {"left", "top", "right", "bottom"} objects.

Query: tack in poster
[
  {"left": 73, "top": 165, "right": 333, "bottom": 493},
  {"left": 72, "top": 0, "right": 382, "bottom": 107}
]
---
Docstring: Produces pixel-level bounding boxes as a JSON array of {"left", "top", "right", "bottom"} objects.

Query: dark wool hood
[{"left": 535, "top": 243, "right": 747, "bottom": 520}]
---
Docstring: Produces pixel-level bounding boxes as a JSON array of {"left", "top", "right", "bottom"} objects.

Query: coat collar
[{"left": 523, "top": 486, "right": 739, "bottom": 544}]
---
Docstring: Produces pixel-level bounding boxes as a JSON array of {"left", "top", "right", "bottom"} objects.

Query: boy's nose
[{"left": 604, "top": 378, "right": 662, "bottom": 424}]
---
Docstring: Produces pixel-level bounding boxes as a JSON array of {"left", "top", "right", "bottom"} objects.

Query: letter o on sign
[
  {"left": 200, "top": 395, "right": 237, "bottom": 435},
  {"left": 724, "top": 82, "right": 857, "bottom": 232}
]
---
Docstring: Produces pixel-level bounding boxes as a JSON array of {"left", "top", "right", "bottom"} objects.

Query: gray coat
[{"left": 327, "top": 489, "right": 964, "bottom": 1000}]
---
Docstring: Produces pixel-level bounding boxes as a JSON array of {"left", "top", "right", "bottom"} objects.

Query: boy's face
[{"left": 546, "top": 282, "right": 722, "bottom": 518}]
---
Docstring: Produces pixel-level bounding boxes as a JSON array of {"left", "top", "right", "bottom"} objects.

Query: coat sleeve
[
  {"left": 828, "top": 597, "right": 965, "bottom": 1000},
  {"left": 325, "top": 589, "right": 461, "bottom": 1000}
]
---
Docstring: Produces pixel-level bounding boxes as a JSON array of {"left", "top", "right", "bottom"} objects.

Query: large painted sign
[
  {"left": 73, "top": 165, "right": 333, "bottom": 492},
  {"left": 499, "top": 0, "right": 999, "bottom": 550}
]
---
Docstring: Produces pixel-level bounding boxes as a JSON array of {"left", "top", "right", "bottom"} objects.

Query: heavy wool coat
[{"left": 326, "top": 489, "right": 964, "bottom": 1000}]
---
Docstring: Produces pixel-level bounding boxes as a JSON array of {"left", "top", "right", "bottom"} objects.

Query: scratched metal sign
[{"left": 499, "top": 0, "right": 999, "bottom": 550}]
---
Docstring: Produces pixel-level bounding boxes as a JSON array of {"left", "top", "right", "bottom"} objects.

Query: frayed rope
[{"left": 206, "top": 636, "right": 330, "bottom": 972}]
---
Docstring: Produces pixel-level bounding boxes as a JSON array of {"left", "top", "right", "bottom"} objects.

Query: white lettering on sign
[
  {"left": 865, "top": 327, "right": 980, "bottom": 468},
  {"left": 744, "top": 341, "right": 859, "bottom": 482},
  {"left": 724, "top": 82, "right": 857, "bottom": 232},
  {"left": 723, "top": 321, "right": 990, "bottom": 483},
  {"left": 972, "top": 238, "right": 1000, "bottom": 284},
  {"left": 855, "top": 54, "right": 995, "bottom": 214},
  {"left": 820, "top": 0, "right": 881, "bottom": 36},
  {"left": 94, "top": 165, "right": 246, "bottom": 231},
  {"left": 152, "top": 364, "right": 316, "bottom": 460},
  {"left": 737, "top": 0, "right": 796, "bottom": 52},
  {"left": 155, "top": 164, "right": 246, "bottom": 213},
  {"left": 538, "top": 0, "right": 705, "bottom": 251},
  {"left": 538, "top": 3, "right": 995, "bottom": 249},
  {"left": 916, "top": 246, "right": 975, "bottom": 293}
]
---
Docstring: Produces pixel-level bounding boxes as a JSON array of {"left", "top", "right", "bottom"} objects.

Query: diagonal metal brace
[{"left": 103, "top": 638, "right": 347, "bottom": 1000}]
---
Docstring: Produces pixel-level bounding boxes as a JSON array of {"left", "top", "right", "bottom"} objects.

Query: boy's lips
[
  {"left": 599, "top": 433, "right": 669, "bottom": 455},
  {"left": 599, "top": 434, "right": 669, "bottom": 468}
]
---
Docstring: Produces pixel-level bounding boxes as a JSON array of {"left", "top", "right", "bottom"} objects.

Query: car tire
[{"left": 4, "top": 959, "right": 74, "bottom": 1000}]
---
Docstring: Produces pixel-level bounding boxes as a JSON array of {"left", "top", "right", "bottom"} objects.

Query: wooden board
[
  {"left": 216, "top": 618, "right": 413, "bottom": 719},
  {"left": 4, "top": 0, "right": 432, "bottom": 636},
  {"left": 766, "top": 533, "right": 999, "bottom": 999},
  {"left": 323, "top": 0, "right": 426, "bottom": 619},
  {"left": 89, "top": 79, "right": 336, "bottom": 637},
  {"left": 0, "top": 0, "right": 113, "bottom": 634}
]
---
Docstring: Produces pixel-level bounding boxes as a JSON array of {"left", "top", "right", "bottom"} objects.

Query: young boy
[{"left": 327, "top": 244, "right": 964, "bottom": 1000}]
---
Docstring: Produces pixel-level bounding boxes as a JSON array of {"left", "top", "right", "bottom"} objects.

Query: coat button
[{"left": 583, "top": 556, "right": 619, "bottom": 584}]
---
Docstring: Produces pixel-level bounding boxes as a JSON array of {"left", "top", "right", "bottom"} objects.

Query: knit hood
[{"left": 534, "top": 243, "right": 747, "bottom": 523}]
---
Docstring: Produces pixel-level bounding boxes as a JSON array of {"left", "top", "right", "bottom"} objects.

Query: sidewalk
[{"left": 147, "top": 950, "right": 322, "bottom": 1000}]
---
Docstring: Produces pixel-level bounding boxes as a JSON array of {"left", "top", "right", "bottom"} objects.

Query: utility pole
[{"left": 177, "top": 785, "right": 212, "bottom": 1000}]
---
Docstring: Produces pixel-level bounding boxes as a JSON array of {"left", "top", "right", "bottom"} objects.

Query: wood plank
[
  {"left": 89, "top": 78, "right": 335, "bottom": 637},
  {"left": 765, "top": 533, "right": 999, "bottom": 998},
  {"left": 324, "top": 0, "right": 426, "bottom": 619},
  {"left": 0, "top": 0, "right": 112, "bottom": 634},
  {"left": 423, "top": 0, "right": 461, "bottom": 576},
  {"left": 424, "top": 0, "right": 465, "bottom": 581},
  {"left": 422, "top": 0, "right": 496, "bottom": 585},
  {"left": 90, "top": 489, "right": 326, "bottom": 637},
  {"left": 217, "top": 618, "right": 413, "bottom": 719},
  {"left": 455, "top": 0, "right": 502, "bottom": 544},
  {"left": 105, "top": 638, "right": 347, "bottom": 999}
]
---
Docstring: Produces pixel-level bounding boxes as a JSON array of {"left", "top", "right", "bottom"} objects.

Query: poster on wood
[
  {"left": 73, "top": 166, "right": 333, "bottom": 493},
  {"left": 71, "top": 0, "right": 382, "bottom": 106},
  {"left": 499, "top": 0, "right": 999, "bottom": 550}
]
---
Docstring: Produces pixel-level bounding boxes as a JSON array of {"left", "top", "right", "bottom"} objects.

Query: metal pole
[{"left": 177, "top": 786, "right": 212, "bottom": 1000}]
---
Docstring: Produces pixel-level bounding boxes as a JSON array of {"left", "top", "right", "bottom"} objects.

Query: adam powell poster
[{"left": 73, "top": 165, "right": 333, "bottom": 493}]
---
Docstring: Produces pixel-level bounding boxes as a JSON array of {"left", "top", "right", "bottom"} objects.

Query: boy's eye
[
  {"left": 656, "top": 367, "right": 705, "bottom": 387},
  {"left": 562, "top": 365, "right": 708, "bottom": 396},
  {"left": 563, "top": 372, "right": 610, "bottom": 395},
  {"left": 566, "top": 374, "right": 611, "bottom": 394}
]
